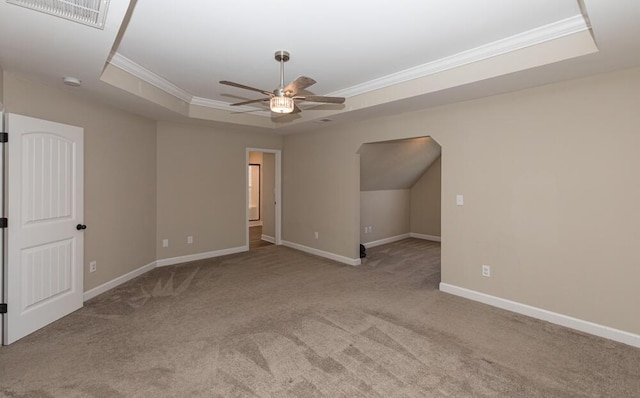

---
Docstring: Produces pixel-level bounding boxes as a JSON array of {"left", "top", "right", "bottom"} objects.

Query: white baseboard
[
  {"left": 282, "top": 240, "right": 361, "bottom": 266},
  {"left": 156, "top": 246, "right": 248, "bottom": 267},
  {"left": 83, "top": 246, "right": 250, "bottom": 302},
  {"left": 440, "top": 283, "right": 640, "bottom": 348},
  {"left": 410, "top": 233, "right": 441, "bottom": 242},
  {"left": 83, "top": 260, "right": 157, "bottom": 302},
  {"left": 261, "top": 234, "right": 276, "bottom": 244},
  {"left": 363, "top": 233, "right": 411, "bottom": 249}
]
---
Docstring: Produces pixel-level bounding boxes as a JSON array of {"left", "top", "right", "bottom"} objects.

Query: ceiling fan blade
[
  {"left": 298, "top": 95, "right": 345, "bottom": 104},
  {"left": 231, "top": 98, "right": 270, "bottom": 106},
  {"left": 292, "top": 104, "right": 302, "bottom": 114},
  {"left": 284, "top": 76, "right": 316, "bottom": 96},
  {"left": 220, "top": 81, "right": 273, "bottom": 96}
]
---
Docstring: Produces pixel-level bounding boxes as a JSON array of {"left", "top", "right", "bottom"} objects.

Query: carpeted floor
[{"left": 1, "top": 239, "right": 639, "bottom": 397}]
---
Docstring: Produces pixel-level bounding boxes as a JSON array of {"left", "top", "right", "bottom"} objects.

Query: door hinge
[
  {"left": 0, "top": 303, "right": 6, "bottom": 314},
  {"left": 0, "top": 132, "right": 7, "bottom": 143},
  {"left": 0, "top": 218, "right": 6, "bottom": 228}
]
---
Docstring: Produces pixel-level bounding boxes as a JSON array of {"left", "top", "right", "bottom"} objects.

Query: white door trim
[{"left": 246, "top": 148, "right": 282, "bottom": 247}]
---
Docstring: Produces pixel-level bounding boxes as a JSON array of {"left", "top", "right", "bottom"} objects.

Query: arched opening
[{"left": 357, "top": 136, "right": 442, "bottom": 288}]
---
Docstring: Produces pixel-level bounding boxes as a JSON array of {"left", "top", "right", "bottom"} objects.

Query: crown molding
[
  {"left": 190, "top": 96, "right": 235, "bottom": 110},
  {"left": 329, "top": 15, "right": 591, "bottom": 98},
  {"left": 108, "top": 53, "right": 273, "bottom": 117},
  {"left": 107, "top": 15, "right": 589, "bottom": 115},
  {"left": 108, "top": 52, "right": 193, "bottom": 103},
  {"left": 190, "top": 96, "right": 271, "bottom": 116}
]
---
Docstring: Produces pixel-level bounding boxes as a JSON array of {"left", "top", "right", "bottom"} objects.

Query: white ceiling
[
  {"left": 1, "top": 0, "right": 639, "bottom": 132},
  {"left": 117, "top": 0, "right": 580, "bottom": 100}
]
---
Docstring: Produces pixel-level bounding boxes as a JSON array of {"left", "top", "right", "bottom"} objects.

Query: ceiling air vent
[{"left": 7, "top": 0, "right": 110, "bottom": 29}]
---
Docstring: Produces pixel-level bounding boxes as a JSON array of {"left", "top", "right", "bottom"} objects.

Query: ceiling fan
[{"left": 220, "top": 50, "right": 345, "bottom": 114}]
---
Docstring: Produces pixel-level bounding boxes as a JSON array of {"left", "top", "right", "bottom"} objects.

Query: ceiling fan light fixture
[
  {"left": 270, "top": 96, "right": 294, "bottom": 114},
  {"left": 221, "top": 50, "right": 344, "bottom": 115}
]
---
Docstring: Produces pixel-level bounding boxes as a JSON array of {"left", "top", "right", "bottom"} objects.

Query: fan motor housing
[{"left": 274, "top": 51, "right": 290, "bottom": 62}]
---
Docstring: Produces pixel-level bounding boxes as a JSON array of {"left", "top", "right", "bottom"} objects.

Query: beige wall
[
  {"left": 283, "top": 67, "right": 640, "bottom": 335},
  {"left": 410, "top": 156, "right": 441, "bottom": 237},
  {"left": 360, "top": 190, "right": 411, "bottom": 244},
  {"left": 283, "top": 133, "right": 360, "bottom": 255},
  {"left": 262, "top": 153, "right": 276, "bottom": 239},
  {"left": 156, "top": 121, "right": 281, "bottom": 259},
  {"left": 3, "top": 72, "right": 157, "bottom": 292}
]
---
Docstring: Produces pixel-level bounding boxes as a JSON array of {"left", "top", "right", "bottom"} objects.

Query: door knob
[{"left": 76, "top": 224, "right": 87, "bottom": 230}]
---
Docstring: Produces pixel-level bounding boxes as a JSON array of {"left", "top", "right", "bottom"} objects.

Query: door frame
[{"left": 245, "top": 148, "right": 281, "bottom": 247}]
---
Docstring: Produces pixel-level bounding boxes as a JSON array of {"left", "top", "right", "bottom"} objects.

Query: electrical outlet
[
  {"left": 162, "top": 239, "right": 169, "bottom": 247},
  {"left": 89, "top": 261, "right": 97, "bottom": 273},
  {"left": 369, "top": 226, "right": 373, "bottom": 233},
  {"left": 482, "top": 265, "right": 491, "bottom": 277},
  {"left": 456, "top": 194, "right": 464, "bottom": 206},
  {"left": 187, "top": 236, "right": 193, "bottom": 244},
  {"left": 314, "top": 231, "right": 319, "bottom": 239}
]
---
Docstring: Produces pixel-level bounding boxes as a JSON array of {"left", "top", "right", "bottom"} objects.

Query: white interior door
[{"left": 4, "top": 114, "right": 84, "bottom": 345}]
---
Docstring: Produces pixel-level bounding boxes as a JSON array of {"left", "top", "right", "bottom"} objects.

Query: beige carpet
[{"left": 1, "top": 239, "right": 638, "bottom": 397}]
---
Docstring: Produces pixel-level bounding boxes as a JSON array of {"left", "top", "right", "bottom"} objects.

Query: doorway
[
  {"left": 357, "top": 137, "right": 442, "bottom": 286},
  {"left": 246, "top": 148, "right": 282, "bottom": 250}
]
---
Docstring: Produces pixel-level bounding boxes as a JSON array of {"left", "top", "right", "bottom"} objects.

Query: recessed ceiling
[
  {"left": 1, "top": 0, "right": 640, "bottom": 131},
  {"left": 116, "top": 0, "right": 580, "bottom": 100}
]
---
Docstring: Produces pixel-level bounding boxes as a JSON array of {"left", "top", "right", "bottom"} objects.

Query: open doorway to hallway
[{"left": 247, "top": 149, "right": 282, "bottom": 250}]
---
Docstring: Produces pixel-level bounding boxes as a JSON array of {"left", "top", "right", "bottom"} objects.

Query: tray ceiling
[{"left": 1, "top": 1, "right": 640, "bottom": 131}]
